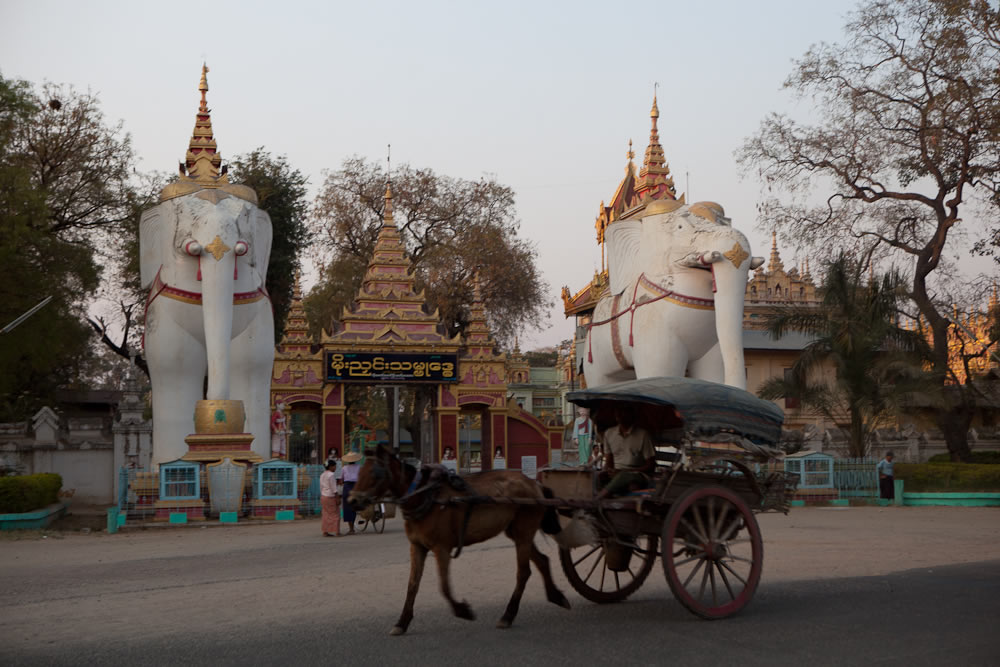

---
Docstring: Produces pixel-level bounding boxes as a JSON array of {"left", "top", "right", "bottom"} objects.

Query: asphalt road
[{"left": 2, "top": 507, "right": 998, "bottom": 666}]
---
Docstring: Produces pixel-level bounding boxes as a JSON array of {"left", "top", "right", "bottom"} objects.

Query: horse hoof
[
  {"left": 496, "top": 618, "right": 512, "bottom": 629},
  {"left": 389, "top": 626, "right": 406, "bottom": 636},
  {"left": 455, "top": 602, "right": 476, "bottom": 621},
  {"left": 557, "top": 594, "right": 571, "bottom": 610}
]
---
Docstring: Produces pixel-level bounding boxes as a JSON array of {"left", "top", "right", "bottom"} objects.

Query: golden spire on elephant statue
[{"left": 159, "top": 64, "right": 258, "bottom": 205}]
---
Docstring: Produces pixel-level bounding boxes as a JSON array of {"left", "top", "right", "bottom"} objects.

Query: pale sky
[{"left": 2, "top": 0, "right": 953, "bottom": 349}]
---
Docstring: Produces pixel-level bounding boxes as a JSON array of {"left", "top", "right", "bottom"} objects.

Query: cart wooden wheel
[
  {"left": 662, "top": 485, "right": 763, "bottom": 619},
  {"left": 559, "top": 534, "right": 658, "bottom": 604}
]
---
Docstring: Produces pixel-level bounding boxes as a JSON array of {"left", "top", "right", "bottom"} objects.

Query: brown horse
[{"left": 349, "top": 444, "right": 572, "bottom": 635}]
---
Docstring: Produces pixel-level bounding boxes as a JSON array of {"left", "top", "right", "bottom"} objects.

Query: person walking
[
  {"left": 341, "top": 450, "right": 362, "bottom": 534},
  {"left": 878, "top": 451, "right": 895, "bottom": 501},
  {"left": 320, "top": 460, "right": 341, "bottom": 537}
]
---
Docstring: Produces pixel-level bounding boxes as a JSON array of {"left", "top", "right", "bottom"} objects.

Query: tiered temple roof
[
  {"left": 322, "top": 183, "right": 461, "bottom": 350},
  {"left": 276, "top": 272, "right": 316, "bottom": 359}
]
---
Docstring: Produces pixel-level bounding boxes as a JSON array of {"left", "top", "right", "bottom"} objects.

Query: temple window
[
  {"left": 255, "top": 460, "right": 299, "bottom": 499},
  {"left": 160, "top": 460, "right": 200, "bottom": 500}
]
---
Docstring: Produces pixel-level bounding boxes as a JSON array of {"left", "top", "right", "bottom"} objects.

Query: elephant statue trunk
[
  {"left": 198, "top": 240, "right": 236, "bottom": 400},
  {"left": 706, "top": 255, "right": 750, "bottom": 390}
]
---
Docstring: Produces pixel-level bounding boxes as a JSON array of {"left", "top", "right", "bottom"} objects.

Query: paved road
[{"left": 2, "top": 507, "right": 998, "bottom": 666}]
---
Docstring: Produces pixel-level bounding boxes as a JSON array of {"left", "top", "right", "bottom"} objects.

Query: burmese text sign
[{"left": 325, "top": 352, "right": 459, "bottom": 383}]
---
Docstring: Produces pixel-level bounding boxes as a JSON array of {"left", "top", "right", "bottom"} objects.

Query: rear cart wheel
[
  {"left": 559, "top": 534, "right": 658, "bottom": 603},
  {"left": 662, "top": 485, "right": 762, "bottom": 619}
]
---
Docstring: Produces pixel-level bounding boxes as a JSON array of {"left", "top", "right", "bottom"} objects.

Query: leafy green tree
[
  {"left": 305, "top": 157, "right": 550, "bottom": 346},
  {"left": 0, "top": 74, "right": 135, "bottom": 419},
  {"left": 739, "top": 0, "right": 1000, "bottom": 460},
  {"left": 228, "top": 148, "right": 310, "bottom": 338},
  {"left": 757, "top": 255, "right": 929, "bottom": 457}
]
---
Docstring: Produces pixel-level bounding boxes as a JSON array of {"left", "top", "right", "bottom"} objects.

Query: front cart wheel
[
  {"left": 662, "top": 485, "right": 763, "bottom": 619},
  {"left": 559, "top": 534, "right": 658, "bottom": 604}
]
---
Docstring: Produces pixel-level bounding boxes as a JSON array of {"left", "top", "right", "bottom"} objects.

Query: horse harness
[{"left": 380, "top": 460, "right": 480, "bottom": 559}]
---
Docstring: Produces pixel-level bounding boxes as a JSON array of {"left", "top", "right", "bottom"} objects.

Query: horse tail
[{"left": 540, "top": 486, "right": 562, "bottom": 535}]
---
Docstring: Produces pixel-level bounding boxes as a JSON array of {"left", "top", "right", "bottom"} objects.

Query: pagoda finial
[
  {"left": 768, "top": 231, "right": 784, "bottom": 272},
  {"left": 384, "top": 181, "right": 394, "bottom": 225},
  {"left": 634, "top": 90, "right": 676, "bottom": 203},
  {"left": 627, "top": 139, "right": 634, "bottom": 163},
  {"left": 293, "top": 269, "right": 303, "bottom": 300},
  {"left": 159, "top": 64, "right": 257, "bottom": 204},
  {"left": 990, "top": 282, "right": 998, "bottom": 311}
]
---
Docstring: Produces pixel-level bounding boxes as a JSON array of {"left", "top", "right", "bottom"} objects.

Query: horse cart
[
  {"left": 350, "top": 376, "right": 796, "bottom": 634},
  {"left": 541, "top": 376, "right": 796, "bottom": 619}
]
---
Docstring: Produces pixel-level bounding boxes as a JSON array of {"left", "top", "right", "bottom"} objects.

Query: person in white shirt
[{"left": 320, "top": 460, "right": 341, "bottom": 537}]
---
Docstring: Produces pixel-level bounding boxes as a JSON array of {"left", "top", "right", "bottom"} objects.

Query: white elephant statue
[
  {"left": 584, "top": 199, "right": 763, "bottom": 390},
  {"left": 140, "top": 191, "right": 274, "bottom": 466}
]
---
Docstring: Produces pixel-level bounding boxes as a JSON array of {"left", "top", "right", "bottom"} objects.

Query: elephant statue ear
[
  {"left": 138, "top": 207, "right": 164, "bottom": 290},
  {"left": 607, "top": 219, "right": 642, "bottom": 296},
  {"left": 250, "top": 208, "right": 273, "bottom": 285}
]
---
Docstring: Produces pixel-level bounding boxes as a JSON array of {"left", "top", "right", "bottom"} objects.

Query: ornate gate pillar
[{"left": 323, "top": 383, "right": 346, "bottom": 461}]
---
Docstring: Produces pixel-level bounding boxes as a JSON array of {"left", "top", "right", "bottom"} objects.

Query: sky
[{"left": 2, "top": 0, "right": 961, "bottom": 349}]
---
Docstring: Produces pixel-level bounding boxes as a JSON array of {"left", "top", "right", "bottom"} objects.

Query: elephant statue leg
[
  {"left": 688, "top": 342, "right": 725, "bottom": 384},
  {"left": 228, "top": 303, "right": 275, "bottom": 461},
  {"left": 146, "top": 309, "right": 208, "bottom": 466},
  {"left": 629, "top": 322, "right": 688, "bottom": 380}
]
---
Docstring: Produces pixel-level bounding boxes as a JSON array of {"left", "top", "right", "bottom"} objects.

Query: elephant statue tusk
[
  {"left": 677, "top": 250, "right": 723, "bottom": 268},
  {"left": 750, "top": 256, "right": 765, "bottom": 270}
]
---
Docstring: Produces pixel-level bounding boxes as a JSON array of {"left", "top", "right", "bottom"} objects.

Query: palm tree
[{"left": 757, "top": 254, "right": 928, "bottom": 457}]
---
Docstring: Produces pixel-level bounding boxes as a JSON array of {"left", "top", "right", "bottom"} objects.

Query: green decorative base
[
  {"left": 219, "top": 512, "right": 238, "bottom": 523},
  {"left": 169, "top": 512, "right": 188, "bottom": 524}
]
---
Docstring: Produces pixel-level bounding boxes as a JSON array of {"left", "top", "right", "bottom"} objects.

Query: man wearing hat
[{"left": 340, "top": 450, "right": 363, "bottom": 534}]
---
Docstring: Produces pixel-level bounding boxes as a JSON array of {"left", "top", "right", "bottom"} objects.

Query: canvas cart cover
[{"left": 566, "top": 376, "right": 784, "bottom": 445}]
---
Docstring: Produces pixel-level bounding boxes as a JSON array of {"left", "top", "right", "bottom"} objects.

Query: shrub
[
  {"left": 927, "top": 451, "right": 1000, "bottom": 465},
  {"left": 0, "top": 473, "right": 63, "bottom": 513},
  {"left": 895, "top": 463, "right": 1000, "bottom": 492}
]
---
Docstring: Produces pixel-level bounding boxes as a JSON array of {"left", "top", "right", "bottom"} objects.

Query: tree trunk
[{"left": 939, "top": 404, "right": 974, "bottom": 462}]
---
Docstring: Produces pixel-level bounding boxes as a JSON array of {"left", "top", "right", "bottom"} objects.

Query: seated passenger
[{"left": 596, "top": 405, "right": 655, "bottom": 499}]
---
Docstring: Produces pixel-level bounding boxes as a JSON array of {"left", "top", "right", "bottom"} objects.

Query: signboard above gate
[{"left": 325, "top": 352, "right": 459, "bottom": 383}]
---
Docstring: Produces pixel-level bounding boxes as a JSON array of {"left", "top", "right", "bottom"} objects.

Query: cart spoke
[
  {"left": 709, "top": 561, "right": 718, "bottom": 606},
  {"left": 692, "top": 504, "right": 709, "bottom": 545},
  {"left": 672, "top": 553, "right": 703, "bottom": 567},
  {"left": 697, "top": 561, "right": 710, "bottom": 600},
  {"left": 682, "top": 557, "right": 706, "bottom": 589},
  {"left": 716, "top": 561, "right": 736, "bottom": 600},
  {"left": 717, "top": 559, "right": 748, "bottom": 588},
  {"left": 719, "top": 514, "right": 742, "bottom": 542},
  {"left": 573, "top": 544, "right": 601, "bottom": 568},
  {"left": 726, "top": 554, "right": 754, "bottom": 565},
  {"left": 679, "top": 517, "right": 708, "bottom": 544},
  {"left": 707, "top": 497, "right": 717, "bottom": 540},
  {"left": 600, "top": 558, "right": 607, "bottom": 591},
  {"left": 582, "top": 550, "right": 604, "bottom": 585}
]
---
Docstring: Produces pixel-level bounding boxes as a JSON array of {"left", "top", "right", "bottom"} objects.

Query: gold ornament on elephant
[
  {"left": 204, "top": 235, "right": 231, "bottom": 261},
  {"left": 723, "top": 242, "right": 750, "bottom": 268}
]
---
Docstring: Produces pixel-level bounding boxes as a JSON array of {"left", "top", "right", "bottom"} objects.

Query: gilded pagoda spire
[
  {"left": 160, "top": 64, "right": 257, "bottom": 204},
  {"left": 768, "top": 231, "right": 784, "bottom": 272},
  {"left": 633, "top": 93, "right": 676, "bottom": 203}
]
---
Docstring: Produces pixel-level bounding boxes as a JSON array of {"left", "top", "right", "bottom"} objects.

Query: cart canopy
[{"left": 567, "top": 376, "right": 784, "bottom": 445}]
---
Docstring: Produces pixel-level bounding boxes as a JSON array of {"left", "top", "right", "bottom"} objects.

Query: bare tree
[{"left": 739, "top": 0, "right": 1000, "bottom": 460}]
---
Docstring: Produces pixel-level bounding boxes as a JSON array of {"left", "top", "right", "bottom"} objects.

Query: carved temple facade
[{"left": 270, "top": 184, "right": 563, "bottom": 470}]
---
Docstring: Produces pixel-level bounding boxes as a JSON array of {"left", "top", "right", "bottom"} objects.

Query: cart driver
[{"left": 596, "top": 404, "right": 655, "bottom": 499}]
